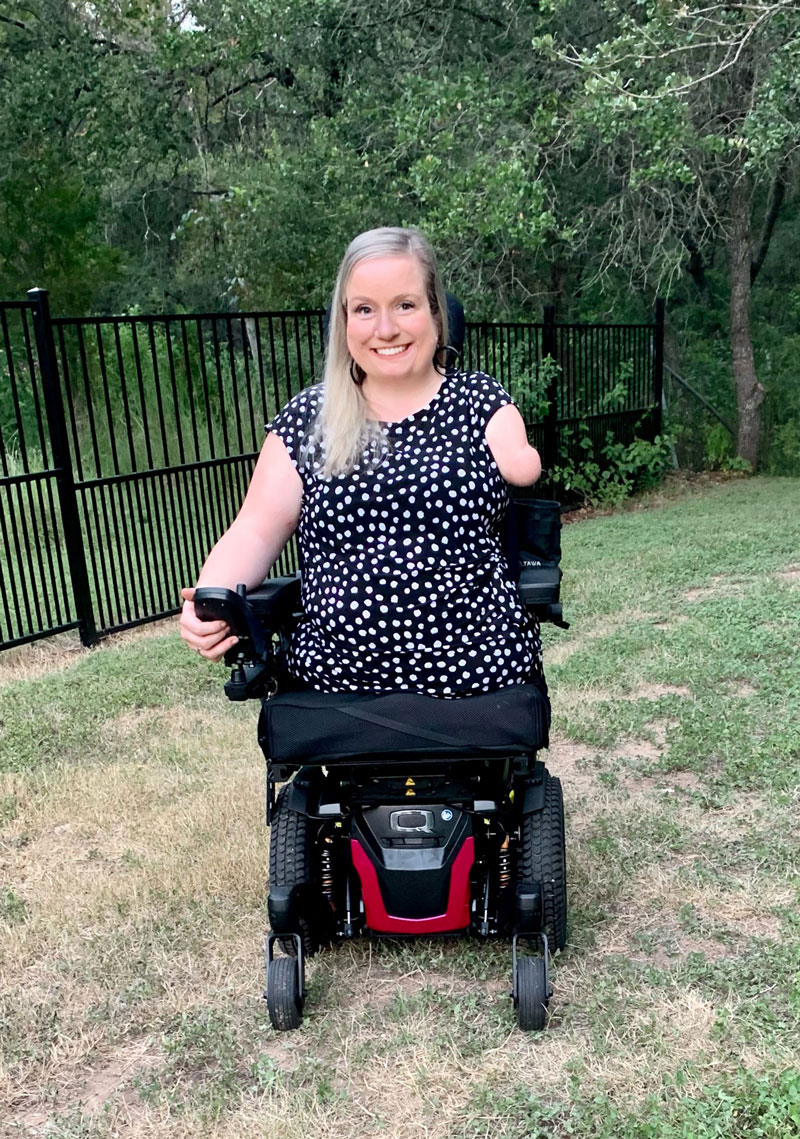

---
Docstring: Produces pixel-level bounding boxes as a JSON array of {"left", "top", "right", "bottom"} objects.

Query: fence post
[
  {"left": 28, "top": 288, "right": 97, "bottom": 645},
  {"left": 541, "top": 305, "right": 559, "bottom": 475},
  {"left": 653, "top": 297, "right": 665, "bottom": 438}
]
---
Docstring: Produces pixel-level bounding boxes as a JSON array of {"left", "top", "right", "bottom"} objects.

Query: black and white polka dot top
[{"left": 267, "top": 369, "right": 543, "bottom": 698}]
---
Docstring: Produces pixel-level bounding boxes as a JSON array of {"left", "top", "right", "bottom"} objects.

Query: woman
[{"left": 180, "top": 226, "right": 543, "bottom": 698}]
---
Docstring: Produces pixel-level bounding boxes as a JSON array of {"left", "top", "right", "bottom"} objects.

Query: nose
[{"left": 375, "top": 306, "right": 399, "bottom": 340}]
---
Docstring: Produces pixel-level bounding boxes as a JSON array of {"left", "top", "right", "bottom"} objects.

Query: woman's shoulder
[
  {"left": 450, "top": 370, "right": 514, "bottom": 408},
  {"left": 267, "top": 383, "right": 323, "bottom": 431},
  {"left": 283, "top": 382, "right": 324, "bottom": 415}
]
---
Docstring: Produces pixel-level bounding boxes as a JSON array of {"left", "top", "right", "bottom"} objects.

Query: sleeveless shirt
[{"left": 266, "top": 369, "right": 543, "bottom": 698}]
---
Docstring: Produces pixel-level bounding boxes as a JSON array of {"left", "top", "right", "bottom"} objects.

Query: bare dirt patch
[
  {"left": 547, "top": 740, "right": 598, "bottom": 798},
  {"left": 652, "top": 615, "right": 689, "bottom": 631},
  {"left": 685, "top": 575, "right": 753, "bottom": 603},
  {"left": 631, "top": 769, "right": 704, "bottom": 794},
  {"left": 775, "top": 564, "right": 800, "bottom": 584},
  {"left": 626, "top": 683, "right": 691, "bottom": 700},
  {"left": 722, "top": 679, "right": 758, "bottom": 697},
  {"left": 596, "top": 853, "right": 790, "bottom": 967},
  {"left": 82, "top": 1037, "right": 164, "bottom": 1114},
  {"left": 9, "top": 1036, "right": 164, "bottom": 1132},
  {"left": 610, "top": 738, "right": 663, "bottom": 762},
  {"left": 545, "top": 733, "right": 700, "bottom": 810}
]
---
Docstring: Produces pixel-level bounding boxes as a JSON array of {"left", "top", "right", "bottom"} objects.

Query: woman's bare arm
[
  {"left": 180, "top": 432, "right": 303, "bottom": 658},
  {"left": 484, "top": 404, "right": 542, "bottom": 486}
]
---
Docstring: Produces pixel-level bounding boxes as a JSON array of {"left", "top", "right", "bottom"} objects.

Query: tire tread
[
  {"left": 266, "top": 956, "right": 303, "bottom": 1030},
  {"left": 515, "top": 956, "right": 547, "bottom": 1031},
  {"left": 269, "top": 785, "right": 319, "bottom": 956},
  {"left": 519, "top": 772, "right": 567, "bottom": 950}
]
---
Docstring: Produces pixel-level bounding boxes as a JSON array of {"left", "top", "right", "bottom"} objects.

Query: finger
[
  {"left": 196, "top": 626, "right": 236, "bottom": 649},
  {"left": 198, "top": 635, "right": 239, "bottom": 661},
  {"left": 188, "top": 617, "right": 230, "bottom": 636},
  {"left": 181, "top": 587, "right": 195, "bottom": 602}
]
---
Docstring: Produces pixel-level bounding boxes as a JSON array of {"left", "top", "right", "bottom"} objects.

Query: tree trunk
[{"left": 727, "top": 172, "right": 764, "bottom": 467}]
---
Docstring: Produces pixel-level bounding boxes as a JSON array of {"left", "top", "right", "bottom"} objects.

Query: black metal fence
[{"left": 0, "top": 292, "right": 663, "bottom": 651}]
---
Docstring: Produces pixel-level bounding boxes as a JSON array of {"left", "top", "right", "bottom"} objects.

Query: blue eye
[{"left": 353, "top": 304, "right": 372, "bottom": 316}]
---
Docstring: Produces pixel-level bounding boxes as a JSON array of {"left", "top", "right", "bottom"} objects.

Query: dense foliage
[{"left": 1, "top": 0, "right": 799, "bottom": 470}]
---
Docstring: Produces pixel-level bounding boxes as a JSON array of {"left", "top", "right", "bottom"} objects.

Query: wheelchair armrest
[
  {"left": 518, "top": 561, "right": 569, "bottom": 628},
  {"left": 505, "top": 499, "right": 563, "bottom": 568},
  {"left": 246, "top": 575, "right": 302, "bottom": 627}
]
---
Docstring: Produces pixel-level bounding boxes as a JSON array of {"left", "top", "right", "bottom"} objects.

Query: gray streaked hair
[{"left": 309, "top": 227, "right": 449, "bottom": 478}]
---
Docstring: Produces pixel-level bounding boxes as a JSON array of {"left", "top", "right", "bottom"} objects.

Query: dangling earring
[
  {"left": 350, "top": 360, "right": 365, "bottom": 386},
  {"left": 433, "top": 344, "right": 462, "bottom": 375}
]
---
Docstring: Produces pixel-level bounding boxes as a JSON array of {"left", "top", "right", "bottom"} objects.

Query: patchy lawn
[{"left": 2, "top": 475, "right": 799, "bottom": 1138}]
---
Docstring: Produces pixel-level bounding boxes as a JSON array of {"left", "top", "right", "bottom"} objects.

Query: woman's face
[{"left": 345, "top": 254, "right": 439, "bottom": 385}]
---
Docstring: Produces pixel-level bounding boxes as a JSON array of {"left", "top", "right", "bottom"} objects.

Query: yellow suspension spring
[
  {"left": 498, "top": 835, "right": 512, "bottom": 891},
  {"left": 320, "top": 834, "right": 335, "bottom": 903}
]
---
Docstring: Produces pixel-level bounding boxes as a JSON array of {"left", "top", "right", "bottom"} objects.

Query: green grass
[{"left": 1, "top": 473, "right": 799, "bottom": 1138}]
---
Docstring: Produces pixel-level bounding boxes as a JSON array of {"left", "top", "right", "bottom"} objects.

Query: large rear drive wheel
[
  {"left": 269, "top": 785, "right": 328, "bottom": 957},
  {"left": 518, "top": 772, "right": 567, "bottom": 951}
]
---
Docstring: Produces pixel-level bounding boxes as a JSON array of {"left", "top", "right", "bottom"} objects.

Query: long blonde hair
[{"left": 311, "top": 227, "right": 449, "bottom": 478}]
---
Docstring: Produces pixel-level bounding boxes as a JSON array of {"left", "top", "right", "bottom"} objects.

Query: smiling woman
[{"left": 179, "top": 226, "right": 544, "bottom": 699}]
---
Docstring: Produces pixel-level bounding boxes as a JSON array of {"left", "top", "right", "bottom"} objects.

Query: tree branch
[
  {"left": 451, "top": 4, "right": 504, "bottom": 28},
  {"left": 210, "top": 73, "right": 278, "bottom": 107},
  {"left": 683, "top": 233, "right": 711, "bottom": 298},
  {"left": 0, "top": 12, "right": 31, "bottom": 30},
  {"left": 751, "top": 162, "right": 786, "bottom": 282}
]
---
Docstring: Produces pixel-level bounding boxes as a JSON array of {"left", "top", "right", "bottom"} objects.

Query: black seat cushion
[{"left": 263, "top": 682, "right": 550, "bottom": 763}]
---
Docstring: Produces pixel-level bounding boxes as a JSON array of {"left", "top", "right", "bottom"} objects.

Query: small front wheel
[
  {"left": 514, "top": 956, "right": 548, "bottom": 1032},
  {"left": 266, "top": 957, "right": 304, "bottom": 1031}
]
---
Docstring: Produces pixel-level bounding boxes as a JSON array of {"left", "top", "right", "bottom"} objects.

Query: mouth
[{"left": 373, "top": 344, "right": 411, "bottom": 357}]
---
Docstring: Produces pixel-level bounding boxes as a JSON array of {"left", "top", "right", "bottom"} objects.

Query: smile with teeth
[{"left": 374, "top": 344, "right": 410, "bottom": 356}]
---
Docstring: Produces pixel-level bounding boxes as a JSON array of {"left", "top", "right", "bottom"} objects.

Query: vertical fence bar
[
  {"left": 252, "top": 317, "right": 269, "bottom": 427},
  {"left": 541, "top": 305, "right": 558, "bottom": 475},
  {"left": 653, "top": 298, "right": 665, "bottom": 438},
  {"left": 239, "top": 317, "right": 258, "bottom": 451},
  {"left": 28, "top": 288, "right": 97, "bottom": 644},
  {"left": 20, "top": 308, "right": 67, "bottom": 627}
]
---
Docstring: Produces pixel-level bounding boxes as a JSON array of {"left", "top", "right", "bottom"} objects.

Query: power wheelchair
[{"left": 194, "top": 499, "right": 568, "bottom": 1032}]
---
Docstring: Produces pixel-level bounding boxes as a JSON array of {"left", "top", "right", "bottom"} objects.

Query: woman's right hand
[{"left": 179, "top": 587, "right": 240, "bottom": 661}]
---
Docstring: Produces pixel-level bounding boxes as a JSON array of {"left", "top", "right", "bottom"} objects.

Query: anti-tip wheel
[
  {"left": 514, "top": 956, "right": 549, "bottom": 1032},
  {"left": 266, "top": 956, "right": 304, "bottom": 1031}
]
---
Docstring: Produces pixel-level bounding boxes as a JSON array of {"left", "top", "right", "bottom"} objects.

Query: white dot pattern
[{"left": 266, "top": 370, "right": 543, "bottom": 699}]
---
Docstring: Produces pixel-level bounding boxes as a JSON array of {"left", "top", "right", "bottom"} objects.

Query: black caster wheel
[
  {"left": 266, "top": 956, "right": 304, "bottom": 1031},
  {"left": 514, "top": 955, "right": 549, "bottom": 1032}
]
